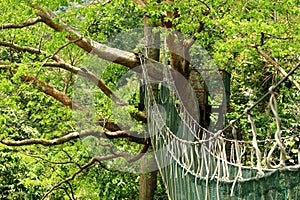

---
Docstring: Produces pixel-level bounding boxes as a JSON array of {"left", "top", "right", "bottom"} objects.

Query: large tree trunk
[
  {"left": 139, "top": 17, "right": 160, "bottom": 200},
  {"left": 139, "top": 147, "right": 158, "bottom": 200}
]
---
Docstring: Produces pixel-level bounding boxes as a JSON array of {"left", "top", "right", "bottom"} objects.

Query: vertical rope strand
[
  {"left": 247, "top": 112, "right": 264, "bottom": 175},
  {"left": 269, "top": 90, "right": 288, "bottom": 165}
]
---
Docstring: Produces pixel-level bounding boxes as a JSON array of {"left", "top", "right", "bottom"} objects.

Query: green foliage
[
  {"left": 88, "top": 0, "right": 144, "bottom": 42},
  {"left": 0, "top": 150, "right": 30, "bottom": 199}
]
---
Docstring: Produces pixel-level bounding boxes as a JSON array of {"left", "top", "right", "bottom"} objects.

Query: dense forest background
[{"left": 0, "top": 0, "right": 299, "bottom": 199}]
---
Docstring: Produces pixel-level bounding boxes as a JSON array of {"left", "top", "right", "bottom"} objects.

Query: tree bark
[
  {"left": 139, "top": 147, "right": 158, "bottom": 200},
  {"left": 32, "top": 5, "right": 140, "bottom": 69},
  {"left": 139, "top": 17, "right": 159, "bottom": 200}
]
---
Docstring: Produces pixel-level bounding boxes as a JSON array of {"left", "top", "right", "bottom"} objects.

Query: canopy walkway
[{"left": 141, "top": 57, "right": 300, "bottom": 200}]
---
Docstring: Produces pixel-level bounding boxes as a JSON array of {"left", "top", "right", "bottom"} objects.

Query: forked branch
[
  {"left": 255, "top": 47, "right": 300, "bottom": 91},
  {"left": 32, "top": 5, "right": 140, "bottom": 69},
  {"left": 41, "top": 155, "right": 120, "bottom": 200}
]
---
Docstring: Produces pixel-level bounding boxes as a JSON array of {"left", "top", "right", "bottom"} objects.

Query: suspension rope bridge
[{"left": 141, "top": 56, "right": 300, "bottom": 200}]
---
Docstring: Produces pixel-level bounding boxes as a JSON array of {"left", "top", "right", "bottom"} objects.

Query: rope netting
[{"left": 141, "top": 56, "right": 300, "bottom": 200}]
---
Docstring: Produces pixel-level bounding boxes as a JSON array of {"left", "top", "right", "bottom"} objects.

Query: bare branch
[
  {"left": 0, "top": 130, "right": 148, "bottom": 146},
  {"left": 97, "top": 119, "right": 121, "bottom": 132},
  {"left": 101, "top": 0, "right": 112, "bottom": 6},
  {"left": 1, "top": 17, "right": 42, "bottom": 29},
  {"left": 32, "top": 5, "right": 140, "bottom": 69},
  {"left": 1, "top": 131, "right": 80, "bottom": 146},
  {"left": 44, "top": 38, "right": 82, "bottom": 61},
  {"left": 96, "top": 130, "right": 149, "bottom": 145},
  {"left": 42, "top": 155, "right": 119, "bottom": 200},
  {"left": 0, "top": 42, "right": 124, "bottom": 104},
  {"left": 66, "top": 181, "right": 76, "bottom": 200},
  {"left": 0, "top": 65, "right": 83, "bottom": 109},
  {"left": 24, "top": 74, "right": 84, "bottom": 109},
  {"left": 44, "top": 62, "right": 126, "bottom": 105},
  {"left": 61, "top": 187, "right": 74, "bottom": 200},
  {"left": 127, "top": 144, "right": 149, "bottom": 162},
  {"left": 22, "top": 152, "right": 81, "bottom": 167},
  {"left": 44, "top": 62, "right": 146, "bottom": 121},
  {"left": 0, "top": 41, "right": 61, "bottom": 62},
  {"left": 262, "top": 32, "right": 294, "bottom": 41},
  {"left": 90, "top": 139, "right": 149, "bottom": 163},
  {"left": 199, "top": 1, "right": 211, "bottom": 16},
  {"left": 0, "top": 39, "right": 82, "bottom": 63},
  {"left": 0, "top": 40, "right": 41, "bottom": 54}
]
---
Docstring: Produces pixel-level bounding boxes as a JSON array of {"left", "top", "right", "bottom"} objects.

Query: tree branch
[
  {"left": 41, "top": 155, "right": 119, "bottom": 200},
  {"left": 183, "top": 21, "right": 205, "bottom": 48},
  {"left": 0, "top": 41, "right": 61, "bottom": 62},
  {"left": 196, "top": 1, "right": 211, "bottom": 16},
  {"left": 22, "top": 152, "right": 81, "bottom": 167},
  {"left": 254, "top": 47, "right": 300, "bottom": 91},
  {"left": 0, "top": 43, "right": 146, "bottom": 121},
  {"left": 0, "top": 131, "right": 80, "bottom": 146},
  {"left": 1, "top": 17, "right": 42, "bottom": 29},
  {"left": 0, "top": 65, "right": 83, "bottom": 109},
  {"left": 97, "top": 119, "right": 121, "bottom": 132},
  {"left": 127, "top": 144, "right": 149, "bottom": 162},
  {"left": 0, "top": 130, "right": 147, "bottom": 146},
  {"left": 43, "top": 62, "right": 146, "bottom": 122},
  {"left": 44, "top": 62, "right": 127, "bottom": 105},
  {"left": 1, "top": 5, "right": 148, "bottom": 123},
  {"left": 43, "top": 38, "right": 82, "bottom": 62},
  {"left": 0, "top": 42, "right": 126, "bottom": 105},
  {"left": 0, "top": 65, "right": 121, "bottom": 131},
  {"left": 89, "top": 0, "right": 112, "bottom": 6},
  {"left": 32, "top": 5, "right": 140, "bottom": 69},
  {"left": 23, "top": 74, "right": 84, "bottom": 109}
]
